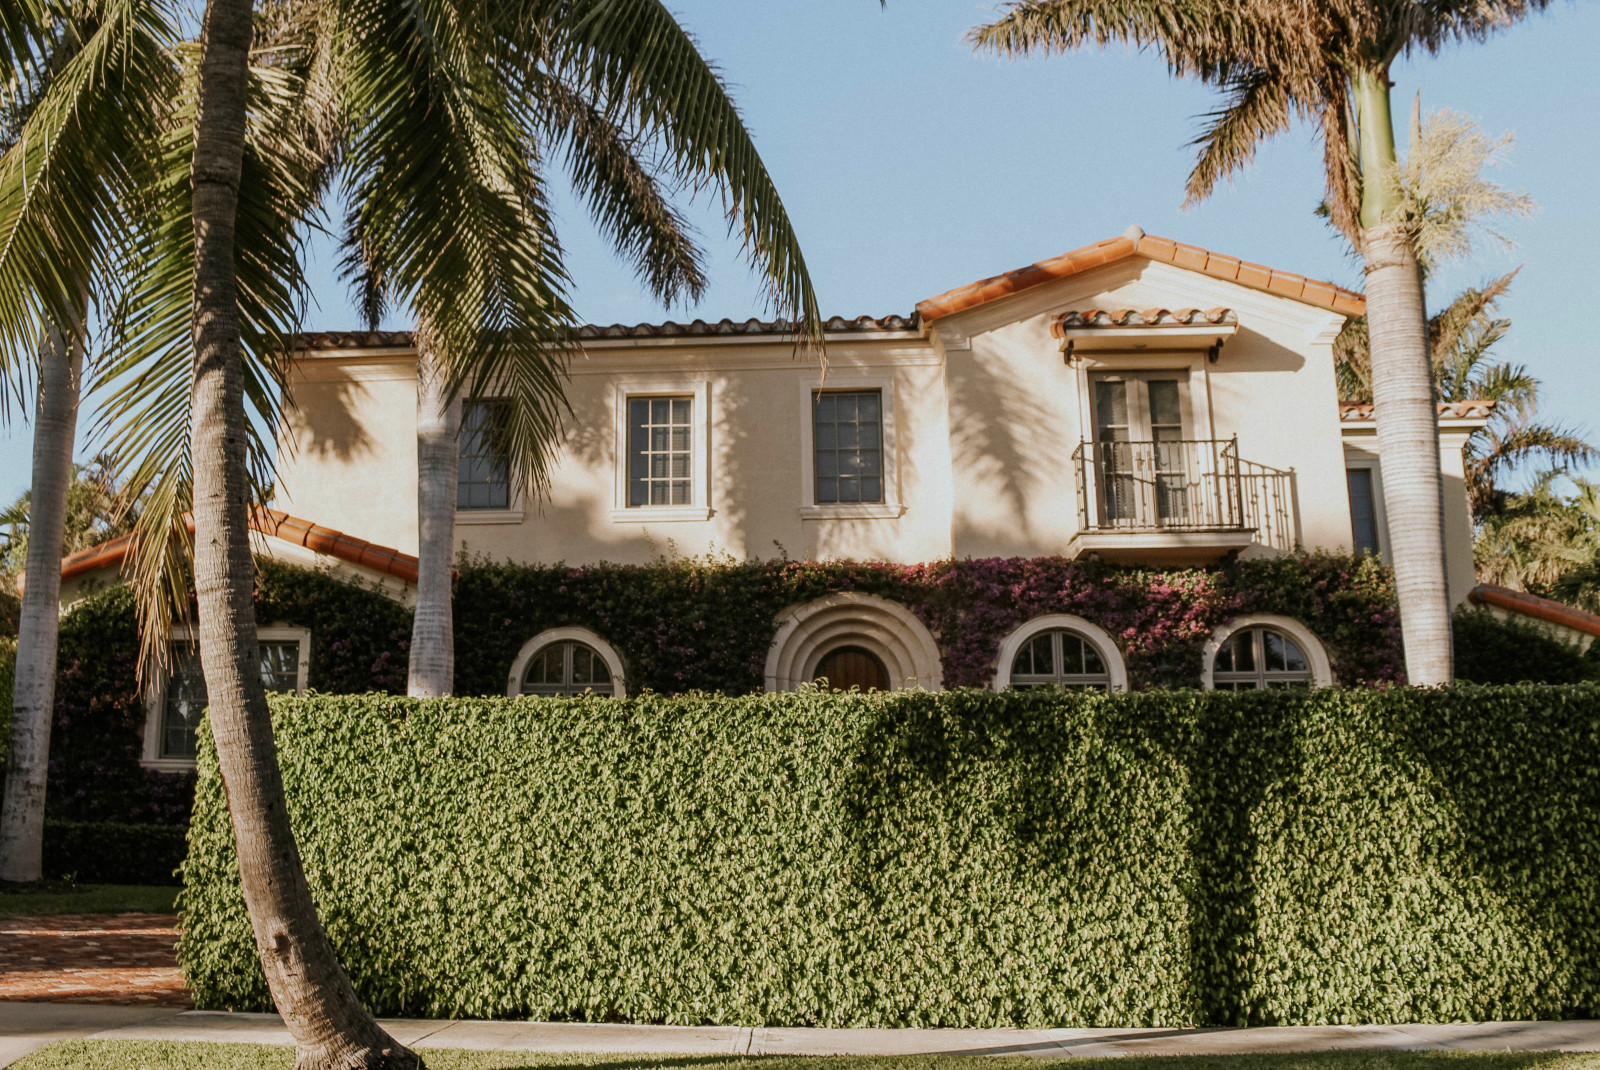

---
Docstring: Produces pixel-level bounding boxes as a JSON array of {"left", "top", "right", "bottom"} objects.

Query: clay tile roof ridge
[
  {"left": 56, "top": 508, "right": 419, "bottom": 586},
  {"left": 1052, "top": 306, "right": 1238, "bottom": 330},
  {"left": 1338, "top": 399, "right": 1499, "bottom": 421},
  {"left": 1468, "top": 583, "right": 1600, "bottom": 638},
  {"left": 917, "top": 231, "right": 1364, "bottom": 322},
  {"left": 297, "top": 315, "right": 921, "bottom": 350}
]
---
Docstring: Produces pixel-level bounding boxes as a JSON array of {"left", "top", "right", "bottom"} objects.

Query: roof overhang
[
  {"left": 1052, "top": 307, "right": 1239, "bottom": 353},
  {"left": 917, "top": 226, "right": 1366, "bottom": 324}
]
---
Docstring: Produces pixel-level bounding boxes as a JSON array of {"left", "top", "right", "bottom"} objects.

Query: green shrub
[
  {"left": 43, "top": 820, "right": 187, "bottom": 886},
  {"left": 180, "top": 685, "right": 1600, "bottom": 1027},
  {"left": 1454, "top": 607, "right": 1599, "bottom": 684}
]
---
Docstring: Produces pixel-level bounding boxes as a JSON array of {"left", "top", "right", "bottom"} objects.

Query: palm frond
[
  {"left": 93, "top": 32, "right": 324, "bottom": 677},
  {"left": 1184, "top": 65, "right": 1291, "bottom": 207},
  {"left": 336, "top": 0, "right": 578, "bottom": 498},
  {"left": 535, "top": 70, "right": 706, "bottom": 307},
  {"left": 530, "top": 0, "right": 824, "bottom": 346},
  {"left": 0, "top": 0, "right": 178, "bottom": 398}
]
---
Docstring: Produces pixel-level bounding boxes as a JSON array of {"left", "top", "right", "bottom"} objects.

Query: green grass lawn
[
  {"left": 0, "top": 882, "right": 178, "bottom": 916},
  {"left": 11, "top": 1045, "right": 1600, "bottom": 1070}
]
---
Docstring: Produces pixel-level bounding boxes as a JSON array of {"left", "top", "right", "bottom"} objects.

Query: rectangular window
[
  {"left": 627, "top": 396, "right": 694, "bottom": 507},
  {"left": 160, "top": 640, "right": 305, "bottom": 760},
  {"left": 1348, "top": 467, "right": 1379, "bottom": 554},
  {"left": 813, "top": 390, "right": 883, "bottom": 504},
  {"left": 458, "top": 401, "right": 511, "bottom": 510}
]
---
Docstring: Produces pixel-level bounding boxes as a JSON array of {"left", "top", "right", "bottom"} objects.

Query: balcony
[{"left": 1069, "top": 438, "right": 1296, "bottom": 564}]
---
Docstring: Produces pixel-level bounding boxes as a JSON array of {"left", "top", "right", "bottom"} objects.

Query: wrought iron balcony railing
[{"left": 1071, "top": 437, "right": 1296, "bottom": 551}]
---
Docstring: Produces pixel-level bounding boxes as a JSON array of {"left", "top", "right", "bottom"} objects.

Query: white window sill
[
  {"left": 456, "top": 508, "right": 525, "bottom": 525},
  {"left": 140, "top": 757, "right": 198, "bottom": 772},
  {"left": 800, "top": 503, "right": 905, "bottom": 520},
  {"left": 610, "top": 506, "right": 713, "bottom": 523}
]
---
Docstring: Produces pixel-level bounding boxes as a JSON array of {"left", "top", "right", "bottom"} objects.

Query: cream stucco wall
[
  {"left": 931, "top": 260, "right": 1354, "bottom": 560},
  {"left": 270, "top": 255, "right": 1479, "bottom": 581},
  {"left": 1342, "top": 423, "right": 1482, "bottom": 607}
]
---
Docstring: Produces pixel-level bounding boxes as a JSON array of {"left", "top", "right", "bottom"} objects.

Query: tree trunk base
[{"left": 295, "top": 1042, "right": 425, "bottom": 1070}]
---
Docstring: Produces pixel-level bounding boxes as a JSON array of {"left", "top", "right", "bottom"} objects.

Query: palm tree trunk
[
  {"left": 188, "top": 2, "right": 420, "bottom": 1066},
  {"left": 407, "top": 342, "right": 457, "bottom": 697},
  {"left": 1354, "top": 68, "right": 1454, "bottom": 686},
  {"left": 0, "top": 318, "right": 84, "bottom": 883}
]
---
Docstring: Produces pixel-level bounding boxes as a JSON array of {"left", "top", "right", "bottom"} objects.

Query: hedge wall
[
  {"left": 1453, "top": 607, "right": 1600, "bottom": 685},
  {"left": 43, "top": 820, "right": 187, "bottom": 886},
  {"left": 180, "top": 684, "right": 1600, "bottom": 1027}
]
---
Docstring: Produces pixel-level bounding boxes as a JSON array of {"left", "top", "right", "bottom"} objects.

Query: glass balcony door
[{"left": 1091, "top": 373, "right": 1192, "bottom": 527}]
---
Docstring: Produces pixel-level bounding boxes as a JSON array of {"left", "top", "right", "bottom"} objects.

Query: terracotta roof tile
[
  {"left": 916, "top": 229, "right": 1366, "bottom": 323},
  {"left": 1051, "top": 307, "right": 1235, "bottom": 335},
  {"left": 293, "top": 314, "right": 919, "bottom": 351},
  {"left": 56, "top": 508, "right": 418, "bottom": 586},
  {"left": 1338, "top": 400, "right": 1498, "bottom": 422},
  {"left": 1469, "top": 584, "right": 1600, "bottom": 638}
]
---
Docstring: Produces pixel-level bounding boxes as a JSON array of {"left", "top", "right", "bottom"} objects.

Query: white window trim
[
  {"left": 506, "top": 627, "right": 628, "bottom": 698},
  {"left": 797, "top": 375, "right": 904, "bottom": 520},
  {"left": 992, "top": 614, "right": 1128, "bottom": 691},
  {"left": 455, "top": 397, "right": 525, "bottom": 524},
  {"left": 1201, "top": 614, "right": 1333, "bottom": 690},
  {"left": 610, "top": 379, "right": 712, "bottom": 523},
  {"left": 141, "top": 624, "right": 312, "bottom": 770}
]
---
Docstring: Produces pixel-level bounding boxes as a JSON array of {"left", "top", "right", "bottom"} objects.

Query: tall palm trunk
[
  {"left": 407, "top": 342, "right": 457, "bottom": 697},
  {"left": 0, "top": 318, "right": 84, "bottom": 883},
  {"left": 1354, "top": 67, "right": 1454, "bottom": 686},
  {"left": 188, "top": 1, "right": 420, "bottom": 1066}
]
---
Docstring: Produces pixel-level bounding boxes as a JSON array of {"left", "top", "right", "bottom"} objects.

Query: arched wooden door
[{"left": 813, "top": 646, "right": 890, "bottom": 692}]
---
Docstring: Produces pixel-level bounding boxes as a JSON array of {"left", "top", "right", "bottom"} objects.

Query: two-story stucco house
[
  {"left": 273, "top": 226, "right": 1484, "bottom": 587},
  {"left": 66, "top": 227, "right": 1599, "bottom": 771}
]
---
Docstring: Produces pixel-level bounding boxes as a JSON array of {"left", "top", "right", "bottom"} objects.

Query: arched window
[
  {"left": 1008, "top": 629, "right": 1111, "bottom": 690},
  {"left": 506, "top": 628, "right": 628, "bottom": 698},
  {"left": 1202, "top": 615, "right": 1332, "bottom": 690},
  {"left": 992, "top": 614, "right": 1126, "bottom": 692},
  {"left": 521, "top": 641, "right": 613, "bottom": 696}
]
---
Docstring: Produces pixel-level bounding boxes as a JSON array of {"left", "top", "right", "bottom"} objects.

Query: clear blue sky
[{"left": 3, "top": 0, "right": 1595, "bottom": 504}]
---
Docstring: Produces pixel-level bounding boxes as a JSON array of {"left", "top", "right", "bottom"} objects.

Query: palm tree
[
  {"left": 970, "top": 0, "right": 1555, "bottom": 685},
  {"left": 1336, "top": 272, "right": 1596, "bottom": 518},
  {"left": 0, "top": 0, "right": 176, "bottom": 882},
  {"left": 168, "top": 0, "right": 825, "bottom": 1064},
  {"left": 387, "top": 37, "right": 729, "bottom": 698}
]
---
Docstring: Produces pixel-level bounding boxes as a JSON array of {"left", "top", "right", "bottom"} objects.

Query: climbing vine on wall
[{"left": 453, "top": 550, "right": 1403, "bottom": 695}]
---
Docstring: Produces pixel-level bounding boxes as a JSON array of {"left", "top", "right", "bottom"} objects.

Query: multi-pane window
[
  {"left": 1211, "top": 627, "right": 1313, "bottom": 690},
  {"left": 458, "top": 401, "right": 511, "bottom": 510},
  {"left": 813, "top": 390, "right": 883, "bottom": 504},
  {"left": 1347, "top": 468, "right": 1379, "bottom": 554},
  {"left": 627, "top": 396, "right": 693, "bottom": 507},
  {"left": 520, "top": 640, "right": 614, "bottom": 696},
  {"left": 1008, "top": 629, "right": 1112, "bottom": 690},
  {"left": 161, "top": 647, "right": 208, "bottom": 760},
  {"left": 161, "top": 640, "right": 302, "bottom": 759}
]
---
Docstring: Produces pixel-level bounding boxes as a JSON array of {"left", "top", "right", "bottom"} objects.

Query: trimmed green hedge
[
  {"left": 43, "top": 820, "right": 186, "bottom": 886},
  {"left": 180, "top": 685, "right": 1600, "bottom": 1027},
  {"left": 1454, "top": 607, "right": 1600, "bottom": 685}
]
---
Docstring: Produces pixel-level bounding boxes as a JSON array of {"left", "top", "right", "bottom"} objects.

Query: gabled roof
[
  {"left": 1469, "top": 583, "right": 1600, "bottom": 639},
  {"left": 57, "top": 507, "right": 419, "bottom": 586},
  {"left": 916, "top": 227, "right": 1367, "bottom": 323}
]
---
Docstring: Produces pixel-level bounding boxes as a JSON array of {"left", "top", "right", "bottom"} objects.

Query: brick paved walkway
[{"left": 0, "top": 914, "right": 190, "bottom": 1007}]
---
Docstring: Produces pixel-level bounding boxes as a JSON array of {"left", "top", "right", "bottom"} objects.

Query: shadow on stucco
[{"left": 279, "top": 369, "right": 376, "bottom": 463}]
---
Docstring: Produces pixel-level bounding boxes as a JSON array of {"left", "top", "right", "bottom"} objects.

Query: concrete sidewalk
[{"left": 2, "top": 1003, "right": 1599, "bottom": 1067}]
